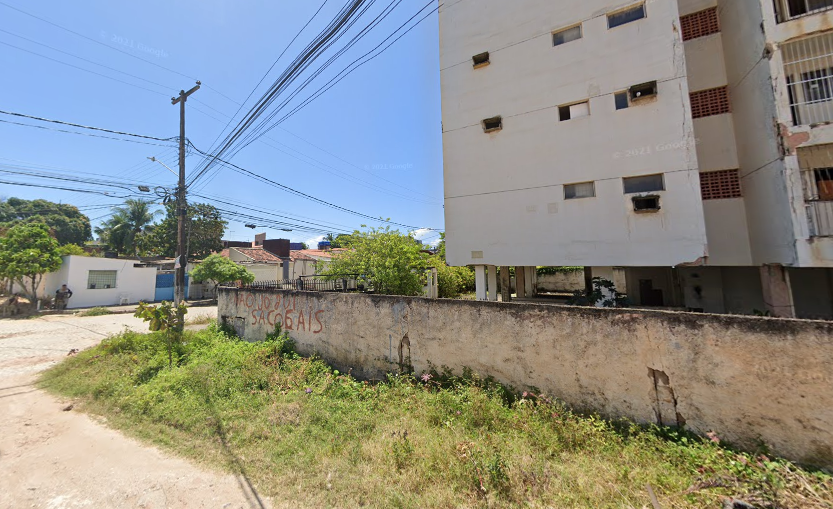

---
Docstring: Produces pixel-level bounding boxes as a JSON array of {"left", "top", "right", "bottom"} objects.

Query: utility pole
[{"left": 171, "top": 81, "right": 200, "bottom": 308}]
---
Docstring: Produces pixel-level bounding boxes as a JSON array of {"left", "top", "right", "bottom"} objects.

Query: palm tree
[{"left": 95, "top": 199, "right": 159, "bottom": 256}]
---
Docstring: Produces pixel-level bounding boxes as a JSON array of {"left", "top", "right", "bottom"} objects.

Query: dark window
[
  {"left": 700, "top": 169, "right": 742, "bottom": 200},
  {"left": 632, "top": 195, "right": 661, "bottom": 212},
  {"left": 608, "top": 4, "right": 646, "bottom": 29},
  {"left": 564, "top": 182, "right": 595, "bottom": 199},
  {"left": 482, "top": 116, "right": 502, "bottom": 132},
  {"left": 680, "top": 8, "right": 720, "bottom": 41},
  {"left": 559, "top": 105, "right": 571, "bottom": 121},
  {"left": 623, "top": 174, "right": 664, "bottom": 194},
  {"left": 553, "top": 25, "right": 582, "bottom": 46},
  {"left": 630, "top": 81, "right": 657, "bottom": 101},
  {"left": 802, "top": 68, "right": 833, "bottom": 102},
  {"left": 472, "top": 52, "right": 490, "bottom": 68},
  {"left": 559, "top": 101, "right": 589, "bottom": 121},
  {"left": 615, "top": 92, "right": 630, "bottom": 110},
  {"left": 814, "top": 168, "right": 833, "bottom": 200},
  {"left": 786, "top": 0, "right": 833, "bottom": 18}
]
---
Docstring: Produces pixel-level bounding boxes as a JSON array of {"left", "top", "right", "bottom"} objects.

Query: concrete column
[
  {"left": 475, "top": 265, "right": 487, "bottom": 301},
  {"left": 515, "top": 266, "right": 526, "bottom": 298},
  {"left": 500, "top": 266, "right": 512, "bottom": 302},
  {"left": 487, "top": 265, "right": 498, "bottom": 301},
  {"left": 525, "top": 266, "right": 537, "bottom": 298},
  {"left": 761, "top": 264, "right": 796, "bottom": 318}
]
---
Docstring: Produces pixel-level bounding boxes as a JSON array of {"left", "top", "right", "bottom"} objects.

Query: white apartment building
[{"left": 440, "top": 0, "right": 833, "bottom": 318}]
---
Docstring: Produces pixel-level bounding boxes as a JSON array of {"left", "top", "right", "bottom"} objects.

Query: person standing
[{"left": 54, "top": 284, "right": 73, "bottom": 310}]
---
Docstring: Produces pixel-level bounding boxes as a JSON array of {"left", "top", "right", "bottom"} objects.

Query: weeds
[
  {"left": 39, "top": 327, "right": 833, "bottom": 509},
  {"left": 77, "top": 306, "right": 113, "bottom": 317}
]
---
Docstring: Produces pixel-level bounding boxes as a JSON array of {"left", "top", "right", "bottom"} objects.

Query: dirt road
[{"left": 0, "top": 308, "right": 273, "bottom": 509}]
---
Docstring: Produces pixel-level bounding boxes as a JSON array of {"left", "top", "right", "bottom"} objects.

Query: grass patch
[
  {"left": 77, "top": 307, "right": 113, "bottom": 317},
  {"left": 185, "top": 313, "right": 213, "bottom": 325},
  {"left": 39, "top": 326, "right": 833, "bottom": 508}
]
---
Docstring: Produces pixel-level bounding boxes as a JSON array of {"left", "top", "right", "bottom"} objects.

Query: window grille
[
  {"left": 783, "top": 33, "right": 833, "bottom": 125},
  {"left": 680, "top": 8, "right": 720, "bottom": 41},
  {"left": 689, "top": 86, "right": 730, "bottom": 119},
  {"left": 775, "top": 0, "right": 833, "bottom": 22},
  {"left": 88, "top": 270, "right": 117, "bottom": 290},
  {"left": 700, "top": 170, "right": 741, "bottom": 200}
]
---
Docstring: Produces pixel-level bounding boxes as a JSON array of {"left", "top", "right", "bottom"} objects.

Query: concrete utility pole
[{"left": 171, "top": 81, "right": 200, "bottom": 307}]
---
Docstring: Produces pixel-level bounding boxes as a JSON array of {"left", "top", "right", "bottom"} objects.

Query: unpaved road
[{"left": 0, "top": 308, "right": 273, "bottom": 509}]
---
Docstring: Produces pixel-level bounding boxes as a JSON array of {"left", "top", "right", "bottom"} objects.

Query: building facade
[{"left": 439, "top": 0, "right": 833, "bottom": 318}]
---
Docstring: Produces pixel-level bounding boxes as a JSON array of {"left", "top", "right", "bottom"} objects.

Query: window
[
  {"left": 564, "top": 181, "right": 595, "bottom": 199},
  {"left": 482, "top": 116, "right": 502, "bottom": 132},
  {"left": 632, "top": 195, "right": 661, "bottom": 212},
  {"left": 472, "top": 52, "right": 490, "bottom": 68},
  {"left": 623, "top": 174, "right": 664, "bottom": 194},
  {"left": 630, "top": 81, "right": 657, "bottom": 101},
  {"left": 88, "top": 270, "right": 117, "bottom": 290},
  {"left": 782, "top": 0, "right": 833, "bottom": 20},
  {"left": 700, "top": 169, "right": 742, "bottom": 200},
  {"left": 559, "top": 101, "right": 589, "bottom": 121},
  {"left": 680, "top": 8, "right": 720, "bottom": 41},
  {"left": 615, "top": 92, "right": 630, "bottom": 110},
  {"left": 689, "top": 86, "right": 730, "bottom": 118},
  {"left": 802, "top": 68, "right": 833, "bottom": 102},
  {"left": 608, "top": 4, "right": 646, "bottom": 29},
  {"left": 815, "top": 168, "right": 833, "bottom": 200},
  {"left": 553, "top": 25, "right": 582, "bottom": 46}
]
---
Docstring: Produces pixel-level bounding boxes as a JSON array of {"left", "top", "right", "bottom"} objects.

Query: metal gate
[{"left": 154, "top": 273, "right": 188, "bottom": 302}]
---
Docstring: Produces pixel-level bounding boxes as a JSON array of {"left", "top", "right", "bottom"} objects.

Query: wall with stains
[{"left": 219, "top": 287, "right": 833, "bottom": 468}]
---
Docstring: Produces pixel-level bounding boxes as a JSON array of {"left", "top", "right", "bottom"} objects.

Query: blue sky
[{"left": 0, "top": 0, "right": 444, "bottom": 247}]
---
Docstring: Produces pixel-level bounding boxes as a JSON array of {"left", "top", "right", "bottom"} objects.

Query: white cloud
[
  {"left": 411, "top": 228, "right": 441, "bottom": 247},
  {"left": 305, "top": 235, "right": 325, "bottom": 248}
]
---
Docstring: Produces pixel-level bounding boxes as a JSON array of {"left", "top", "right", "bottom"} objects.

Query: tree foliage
[
  {"left": 57, "top": 244, "right": 89, "bottom": 257},
  {"left": 140, "top": 202, "right": 226, "bottom": 260},
  {"left": 432, "top": 257, "right": 476, "bottom": 298},
  {"left": 134, "top": 301, "right": 187, "bottom": 367},
  {"left": 0, "top": 223, "right": 62, "bottom": 300},
  {"left": 0, "top": 197, "right": 91, "bottom": 246},
  {"left": 95, "top": 199, "right": 158, "bottom": 255},
  {"left": 323, "top": 227, "right": 427, "bottom": 296},
  {"left": 324, "top": 232, "right": 356, "bottom": 249},
  {"left": 190, "top": 254, "right": 255, "bottom": 294}
]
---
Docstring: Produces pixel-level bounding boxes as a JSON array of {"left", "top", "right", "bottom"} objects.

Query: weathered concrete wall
[
  {"left": 535, "top": 272, "right": 584, "bottom": 293},
  {"left": 219, "top": 288, "right": 833, "bottom": 468}
]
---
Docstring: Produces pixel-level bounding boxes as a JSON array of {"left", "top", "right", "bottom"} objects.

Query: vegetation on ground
[
  {"left": 0, "top": 223, "right": 62, "bottom": 300},
  {"left": 0, "top": 197, "right": 92, "bottom": 246},
  {"left": 78, "top": 307, "right": 114, "bottom": 317},
  {"left": 40, "top": 326, "right": 833, "bottom": 508},
  {"left": 190, "top": 254, "right": 255, "bottom": 295}
]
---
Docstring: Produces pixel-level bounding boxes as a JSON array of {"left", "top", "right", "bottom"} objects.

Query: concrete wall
[
  {"left": 440, "top": 0, "right": 708, "bottom": 268},
  {"left": 536, "top": 271, "right": 584, "bottom": 293},
  {"left": 219, "top": 288, "right": 833, "bottom": 467}
]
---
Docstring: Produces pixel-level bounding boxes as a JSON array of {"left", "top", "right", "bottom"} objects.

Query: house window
[
  {"left": 472, "top": 52, "right": 490, "bottom": 68},
  {"left": 88, "top": 270, "right": 117, "bottom": 290},
  {"left": 553, "top": 25, "right": 582, "bottom": 46},
  {"left": 802, "top": 68, "right": 833, "bottom": 102},
  {"left": 782, "top": 33, "right": 833, "bottom": 124},
  {"left": 482, "top": 116, "right": 502, "bottom": 133},
  {"left": 608, "top": 3, "right": 646, "bottom": 29},
  {"left": 680, "top": 8, "right": 720, "bottom": 41},
  {"left": 700, "top": 169, "right": 742, "bottom": 200},
  {"left": 623, "top": 174, "right": 664, "bottom": 194},
  {"left": 564, "top": 181, "right": 596, "bottom": 199},
  {"left": 689, "top": 86, "right": 730, "bottom": 118},
  {"left": 779, "top": 0, "right": 833, "bottom": 21},
  {"left": 615, "top": 92, "right": 630, "bottom": 110},
  {"left": 559, "top": 101, "right": 590, "bottom": 121}
]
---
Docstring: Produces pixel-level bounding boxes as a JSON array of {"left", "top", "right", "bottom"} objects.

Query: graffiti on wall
[{"left": 235, "top": 292, "right": 324, "bottom": 333}]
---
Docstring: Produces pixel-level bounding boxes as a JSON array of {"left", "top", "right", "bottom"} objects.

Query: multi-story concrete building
[{"left": 439, "top": 0, "right": 833, "bottom": 318}]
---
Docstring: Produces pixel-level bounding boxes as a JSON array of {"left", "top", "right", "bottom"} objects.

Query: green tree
[
  {"left": 431, "top": 256, "right": 476, "bottom": 298},
  {"left": 57, "top": 244, "right": 88, "bottom": 257},
  {"left": 95, "top": 199, "right": 158, "bottom": 255},
  {"left": 323, "top": 226, "right": 428, "bottom": 296},
  {"left": 140, "top": 202, "right": 226, "bottom": 260},
  {"left": 0, "top": 197, "right": 91, "bottom": 246},
  {"left": 134, "top": 301, "right": 187, "bottom": 368},
  {"left": 190, "top": 254, "right": 255, "bottom": 297},
  {"left": 325, "top": 232, "right": 355, "bottom": 249},
  {"left": 0, "top": 223, "right": 62, "bottom": 301}
]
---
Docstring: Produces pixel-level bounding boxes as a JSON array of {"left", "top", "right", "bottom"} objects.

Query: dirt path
[{"left": 0, "top": 309, "right": 273, "bottom": 509}]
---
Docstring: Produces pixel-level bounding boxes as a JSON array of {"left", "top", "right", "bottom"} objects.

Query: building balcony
[
  {"left": 784, "top": 32, "right": 833, "bottom": 125},
  {"left": 802, "top": 167, "right": 833, "bottom": 236},
  {"left": 776, "top": 0, "right": 833, "bottom": 23}
]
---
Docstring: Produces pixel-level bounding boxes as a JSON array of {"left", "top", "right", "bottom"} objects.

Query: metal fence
[{"left": 226, "top": 274, "right": 369, "bottom": 293}]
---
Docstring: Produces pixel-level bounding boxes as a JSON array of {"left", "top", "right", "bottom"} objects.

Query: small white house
[{"left": 40, "top": 255, "right": 157, "bottom": 309}]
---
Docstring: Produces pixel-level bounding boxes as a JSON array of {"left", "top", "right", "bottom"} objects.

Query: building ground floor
[{"left": 472, "top": 264, "right": 833, "bottom": 320}]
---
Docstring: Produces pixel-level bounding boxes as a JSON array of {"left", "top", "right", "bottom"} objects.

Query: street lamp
[{"left": 147, "top": 156, "right": 178, "bottom": 177}]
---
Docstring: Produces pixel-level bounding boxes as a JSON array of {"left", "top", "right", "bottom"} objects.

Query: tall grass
[{"left": 40, "top": 324, "right": 833, "bottom": 508}]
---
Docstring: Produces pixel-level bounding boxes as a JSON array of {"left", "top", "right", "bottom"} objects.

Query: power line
[
  {"left": 0, "top": 179, "right": 131, "bottom": 197},
  {"left": 0, "top": 109, "right": 177, "bottom": 142},
  {"left": 0, "top": 118, "right": 176, "bottom": 147}
]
